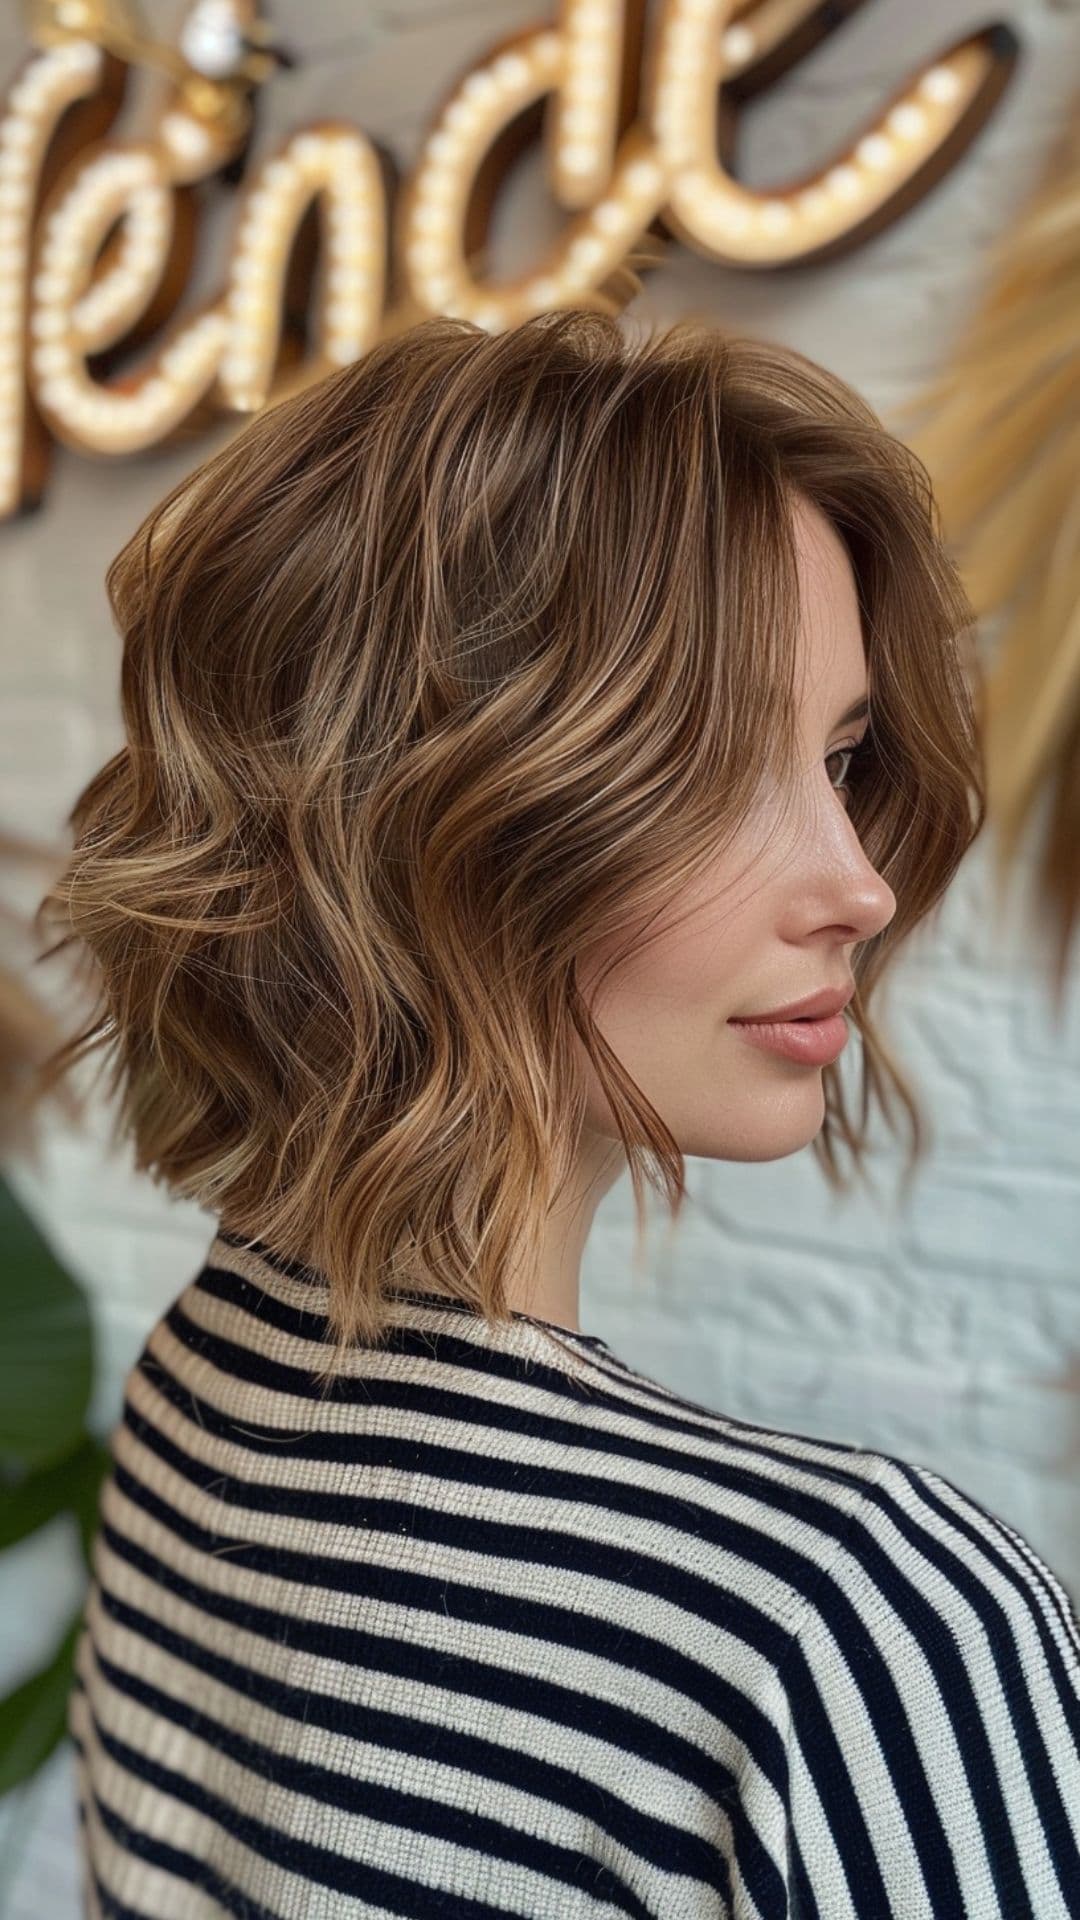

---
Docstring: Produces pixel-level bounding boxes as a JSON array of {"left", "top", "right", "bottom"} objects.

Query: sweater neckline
[
  {"left": 214, "top": 1227, "right": 611, "bottom": 1353},
  {"left": 384, "top": 1281, "right": 611, "bottom": 1351}
]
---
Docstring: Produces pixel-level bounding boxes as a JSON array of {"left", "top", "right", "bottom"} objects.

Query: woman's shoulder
[
  {"left": 764, "top": 1446, "right": 1080, "bottom": 1914},
  {"left": 605, "top": 1356, "right": 1080, "bottom": 1913},
  {"left": 586, "top": 1351, "right": 1080, "bottom": 1723}
]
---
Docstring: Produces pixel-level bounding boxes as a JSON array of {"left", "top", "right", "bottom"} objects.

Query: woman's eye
[{"left": 825, "top": 741, "right": 863, "bottom": 803}]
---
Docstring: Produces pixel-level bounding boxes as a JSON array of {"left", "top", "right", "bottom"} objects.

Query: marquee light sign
[{"left": 1, "top": 0, "right": 1018, "bottom": 523}]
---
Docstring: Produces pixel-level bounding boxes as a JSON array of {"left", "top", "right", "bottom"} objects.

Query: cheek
[
  {"left": 571, "top": 824, "right": 792, "bottom": 1085},
  {"left": 579, "top": 924, "right": 724, "bottom": 1025},
  {"left": 576, "top": 864, "right": 781, "bottom": 1031},
  {"left": 573, "top": 938, "right": 735, "bottom": 1126}
]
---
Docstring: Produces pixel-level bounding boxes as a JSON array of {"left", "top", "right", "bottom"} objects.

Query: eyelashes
[{"left": 827, "top": 734, "right": 874, "bottom": 799}]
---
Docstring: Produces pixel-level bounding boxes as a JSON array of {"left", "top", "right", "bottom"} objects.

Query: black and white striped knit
[{"left": 69, "top": 1228, "right": 1080, "bottom": 1918}]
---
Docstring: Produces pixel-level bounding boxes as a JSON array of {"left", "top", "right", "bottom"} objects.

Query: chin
[
  {"left": 688, "top": 1080, "right": 827, "bottom": 1162},
  {"left": 716, "top": 1129, "right": 820, "bottom": 1164}
]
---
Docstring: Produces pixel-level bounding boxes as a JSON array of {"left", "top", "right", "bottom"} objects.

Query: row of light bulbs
[{"left": 0, "top": 0, "right": 1009, "bottom": 519}]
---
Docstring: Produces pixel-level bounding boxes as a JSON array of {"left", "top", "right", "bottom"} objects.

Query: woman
[{"left": 39, "top": 310, "right": 1079, "bottom": 1916}]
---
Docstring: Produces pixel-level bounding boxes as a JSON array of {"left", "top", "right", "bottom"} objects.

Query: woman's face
[{"left": 576, "top": 493, "right": 897, "bottom": 1165}]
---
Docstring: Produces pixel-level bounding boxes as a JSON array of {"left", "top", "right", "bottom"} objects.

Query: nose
[{"left": 832, "top": 823, "right": 897, "bottom": 944}]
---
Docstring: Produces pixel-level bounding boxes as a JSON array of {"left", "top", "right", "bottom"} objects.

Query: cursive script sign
[{"left": 0, "top": 0, "right": 1018, "bottom": 522}]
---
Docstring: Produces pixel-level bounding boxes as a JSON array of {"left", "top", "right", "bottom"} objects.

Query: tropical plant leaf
[
  {"left": 0, "top": 1172, "right": 94, "bottom": 1471},
  {"left": 0, "top": 1608, "right": 84, "bottom": 1797},
  {"left": 0, "top": 1433, "right": 112, "bottom": 1560}
]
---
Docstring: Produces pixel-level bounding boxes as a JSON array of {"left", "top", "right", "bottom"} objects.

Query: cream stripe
[
  {"left": 89, "top": 1486, "right": 763, "bottom": 1851},
  {"left": 74, "top": 1615, "right": 659, "bottom": 1919}
]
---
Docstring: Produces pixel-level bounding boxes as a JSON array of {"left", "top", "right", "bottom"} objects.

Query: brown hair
[{"left": 32, "top": 309, "right": 985, "bottom": 1371}]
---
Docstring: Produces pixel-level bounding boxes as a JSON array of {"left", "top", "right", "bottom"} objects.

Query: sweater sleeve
[{"left": 775, "top": 1455, "right": 1080, "bottom": 1919}]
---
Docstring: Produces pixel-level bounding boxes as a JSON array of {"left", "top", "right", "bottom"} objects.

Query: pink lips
[{"left": 727, "top": 1012, "right": 849, "bottom": 1065}]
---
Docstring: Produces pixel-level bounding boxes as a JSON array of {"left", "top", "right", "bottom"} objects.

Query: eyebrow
[{"left": 835, "top": 696, "right": 870, "bottom": 728}]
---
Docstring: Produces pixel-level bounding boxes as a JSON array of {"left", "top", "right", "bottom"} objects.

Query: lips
[
  {"left": 727, "top": 1010, "right": 850, "bottom": 1065},
  {"left": 729, "top": 984, "right": 854, "bottom": 1024}
]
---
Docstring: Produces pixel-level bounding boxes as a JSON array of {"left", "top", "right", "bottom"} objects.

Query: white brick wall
[{"left": 2, "top": 2, "right": 1079, "bottom": 1907}]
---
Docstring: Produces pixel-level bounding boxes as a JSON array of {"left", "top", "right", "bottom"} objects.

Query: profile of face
[{"left": 575, "top": 492, "right": 898, "bottom": 1166}]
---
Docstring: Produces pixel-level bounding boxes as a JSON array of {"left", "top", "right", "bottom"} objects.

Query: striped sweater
[{"left": 69, "top": 1228, "right": 1080, "bottom": 1918}]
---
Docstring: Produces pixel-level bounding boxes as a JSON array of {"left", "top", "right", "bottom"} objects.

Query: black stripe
[
  {"left": 97, "top": 1491, "right": 791, "bottom": 1824},
  {"left": 78, "top": 1655, "right": 654, "bottom": 1917}
]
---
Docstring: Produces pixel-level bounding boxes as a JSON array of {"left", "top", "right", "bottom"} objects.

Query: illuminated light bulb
[
  {"left": 920, "top": 65, "right": 963, "bottom": 105},
  {"left": 887, "top": 103, "right": 927, "bottom": 141},
  {"left": 29, "top": 306, "right": 64, "bottom": 338},
  {"left": 289, "top": 133, "right": 326, "bottom": 169},
  {"left": 592, "top": 197, "right": 632, "bottom": 234},
  {"left": 443, "top": 98, "right": 478, "bottom": 136},
  {"left": 561, "top": 105, "right": 601, "bottom": 138},
  {"left": 625, "top": 156, "right": 664, "bottom": 196},
  {"left": 261, "top": 157, "right": 297, "bottom": 190},
  {"left": 327, "top": 272, "right": 374, "bottom": 303},
  {"left": 562, "top": 145, "right": 595, "bottom": 176},
  {"left": 855, "top": 133, "right": 894, "bottom": 172},
  {"left": 31, "top": 341, "right": 68, "bottom": 376},
  {"left": 825, "top": 165, "right": 861, "bottom": 201},
  {"left": 424, "top": 132, "right": 462, "bottom": 170},
  {"left": 493, "top": 54, "right": 531, "bottom": 89},
  {"left": 159, "top": 110, "right": 216, "bottom": 165},
  {"left": 411, "top": 201, "right": 445, "bottom": 234},
  {"left": 462, "top": 69, "right": 499, "bottom": 104},
  {"left": 406, "top": 241, "right": 444, "bottom": 276},
  {"left": 31, "top": 269, "right": 65, "bottom": 303},
  {"left": 414, "top": 167, "right": 454, "bottom": 207},
  {"left": 721, "top": 25, "right": 755, "bottom": 64}
]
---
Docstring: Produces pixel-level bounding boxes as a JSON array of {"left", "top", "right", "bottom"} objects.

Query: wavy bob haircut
[{"left": 34, "top": 309, "right": 985, "bottom": 1370}]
